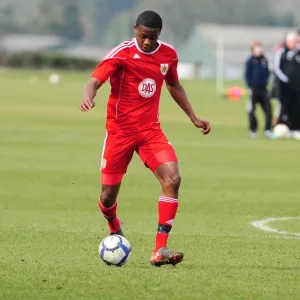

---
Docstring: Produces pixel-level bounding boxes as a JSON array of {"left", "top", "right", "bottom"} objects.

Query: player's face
[
  {"left": 286, "top": 38, "right": 297, "bottom": 50},
  {"left": 134, "top": 25, "right": 161, "bottom": 53},
  {"left": 252, "top": 46, "right": 263, "bottom": 57}
]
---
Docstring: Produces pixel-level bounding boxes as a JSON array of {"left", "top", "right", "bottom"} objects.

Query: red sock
[
  {"left": 98, "top": 199, "right": 121, "bottom": 233},
  {"left": 155, "top": 196, "right": 179, "bottom": 251}
]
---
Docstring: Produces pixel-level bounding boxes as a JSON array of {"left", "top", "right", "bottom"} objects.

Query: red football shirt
[{"left": 92, "top": 38, "right": 178, "bottom": 134}]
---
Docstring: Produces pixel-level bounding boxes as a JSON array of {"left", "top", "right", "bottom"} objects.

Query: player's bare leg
[
  {"left": 155, "top": 161, "right": 181, "bottom": 198},
  {"left": 150, "top": 161, "right": 184, "bottom": 266},
  {"left": 99, "top": 183, "right": 124, "bottom": 236}
]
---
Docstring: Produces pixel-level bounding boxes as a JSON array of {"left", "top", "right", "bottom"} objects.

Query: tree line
[{"left": 0, "top": 0, "right": 298, "bottom": 46}]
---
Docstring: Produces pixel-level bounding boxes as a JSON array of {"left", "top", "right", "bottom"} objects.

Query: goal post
[{"left": 216, "top": 37, "right": 224, "bottom": 95}]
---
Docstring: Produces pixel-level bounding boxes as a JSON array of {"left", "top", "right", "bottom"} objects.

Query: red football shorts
[{"left": 100, "top": 128, "right": 178, "bottom": 185}]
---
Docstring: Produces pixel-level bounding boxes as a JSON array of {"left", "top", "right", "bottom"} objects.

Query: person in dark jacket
[
  {"left": 282, "top": 32, "right": 300, "bottom": 139},
  {"left": 245, "top": 41, "right": 274, "bottom": 139},
  {"left": 274, "top": 31, "right": 300, "bottom": 140}
]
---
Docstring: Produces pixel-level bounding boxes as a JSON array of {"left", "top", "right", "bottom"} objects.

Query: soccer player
[
  {"left": 274, "top": 31, "right": 300, "bottom": 139},
  {"left": 244, "top": 41, "right": 274, "bottom": 139},
  {"left": 80, "top": 11, "right": 211, "bottom": 266}
]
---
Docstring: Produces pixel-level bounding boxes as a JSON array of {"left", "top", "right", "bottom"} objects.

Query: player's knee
[
  {"left": 100, "top": 188, "right": 117, "bottom": 208},
  {"left": 162, "top": 173, "right": 181, "bottom": 191}
]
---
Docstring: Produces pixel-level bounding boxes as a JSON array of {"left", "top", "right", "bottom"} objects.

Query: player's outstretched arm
[
  {"left": 166, "top": 81, "right": 211, "bottom": 135},
  {"left": 80, "top": 78, "right": 103, "bottom": 112}
]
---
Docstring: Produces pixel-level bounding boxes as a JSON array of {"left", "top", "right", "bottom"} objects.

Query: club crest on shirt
[{"left": 160, "top": 64, "right": 169, "bottom": 75}]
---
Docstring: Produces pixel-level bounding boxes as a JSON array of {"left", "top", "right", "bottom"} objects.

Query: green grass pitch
[{"left": 1, "top": 70, "right": 300, "bottom": 300}]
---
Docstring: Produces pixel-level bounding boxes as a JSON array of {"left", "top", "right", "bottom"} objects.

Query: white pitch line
[{"left": 251, "top": 216, "right": 300, "bottom": 237}]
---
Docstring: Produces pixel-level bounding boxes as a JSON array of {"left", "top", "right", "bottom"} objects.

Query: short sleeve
[
  {"left": 165, "top": 59, "right": 179, "bottom": 84},
  {"left": 91, "top": 59, "right": 119, "bottom": 83}
]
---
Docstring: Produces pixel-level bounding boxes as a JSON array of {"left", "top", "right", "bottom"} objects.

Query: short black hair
[{"left": 136, "top": 11, "right": 162, "bottom": 30}]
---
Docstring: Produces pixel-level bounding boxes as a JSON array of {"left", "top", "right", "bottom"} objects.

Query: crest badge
[{"left": 160, "top": 64, "right": 169, "bottom": 75}]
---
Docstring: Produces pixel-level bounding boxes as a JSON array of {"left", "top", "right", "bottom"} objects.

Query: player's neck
[{"left": 133, "top": 38, "right": 161, "bottom": 55}]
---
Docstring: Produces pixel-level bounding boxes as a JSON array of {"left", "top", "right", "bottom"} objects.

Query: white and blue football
[{"left": 99, "top": 235, "right": 131, "bottom": 266}]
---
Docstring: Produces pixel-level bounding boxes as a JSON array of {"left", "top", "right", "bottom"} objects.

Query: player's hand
[
  {"left": 192, "top": 118, "right": 211, "bottom": 135},
  {"left": 80, "top": 98, "right": 95, "bottom": 112}
]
